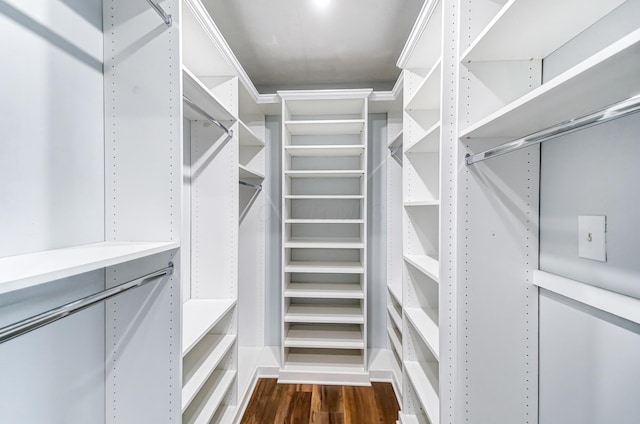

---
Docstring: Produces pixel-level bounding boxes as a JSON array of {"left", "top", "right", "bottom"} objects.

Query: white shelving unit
[
  {"left": 398, "top": 0, "right": 443, "bottom": 421},
  {"left": 279, "top": 90, "right": 371, "bottom": 384}
]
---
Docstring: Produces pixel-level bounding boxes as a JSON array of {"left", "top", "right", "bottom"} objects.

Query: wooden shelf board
[
  {"left": 403, "top": 254, "right": 440, "bottom": 282},
  {"left": 238, "top": 120, "right": 265, "bottom": 147},
  {"left": 461, "top": 0, "right": 626, "bottom": 62},
  {"left": 285, "top": 237, "right": 364, "bottom": 249},
  {"left": 182, "top": 299, "right": 236, "bottom": 356},
  {"left": 405, "top": 121, "right": 440, "bottom": 153},
  {"left": 239, "top": 164, "right": 265, "bottom": 180},
  {"left": 285, "top": 261, "right": 364, "bottom": 274},
  {"left": 285, "top": 325, "right": 364, "bottom": 349},
  {"left": 405, "top": 307, "right": 440, "bottom": 360},
  {"left": 182, "top": 369, "right": 236, "bottom": 424},
  {"left": 285, "top": 282, "right": 364, "bottom": 299},
  {"left": 285, "top": 170, "right": 365, "bottom": 179},
  {"left": 285, "top": 145, "right": 365, "bottom": 157},
  {"left": 461, "top": 29, "right": 640, "bottom": 139},
  {"left": 285, "top": 119, "right": 365, "bottom": 135},
  {"left": 285, "top": 304, "right": 364, "bottom": 324},
  {"left": 406, "top": 59, "right": 442, "bottom": 111},
  {"left": 0, "top": 241, "right": 179, "bottom": 295},
  {"left": 404, "top": 361, "right": 439, "bottom": 424},
  {"left": 182, "top": 334, "right": 236, "bottom": 412},
  {"left": 182, "top": 66, "right": 235, "bottom": 122}
]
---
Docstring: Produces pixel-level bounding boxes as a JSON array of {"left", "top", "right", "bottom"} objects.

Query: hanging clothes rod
[
  {"left": 0, "top": 263, "right": 174, "bottom": 345},
  {"left": 145, "top": 0, "right": 172, "bottom": 26},
  {"left": 389, "top": 144, "right": 402, "bottom": 157},
  {"left": 183, "top": 96, "right": 234, "bottom": 137},
  {"left": 465, "top": 94, "right": 640, "bottom": 166},
  {"left": 239, "top": 180, "right": 262, "bottom": 191}
]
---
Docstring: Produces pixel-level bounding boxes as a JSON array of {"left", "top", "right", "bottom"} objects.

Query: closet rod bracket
[{"left": 145, "top": 0, "right": 173, "bottom": 26}]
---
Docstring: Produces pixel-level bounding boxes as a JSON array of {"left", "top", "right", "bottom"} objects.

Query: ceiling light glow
[{"left": 313, "top": 0, "right": 331, "bottom": 8}]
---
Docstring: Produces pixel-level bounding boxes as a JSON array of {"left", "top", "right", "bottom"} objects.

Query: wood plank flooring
[{"left": 240, "top": 379, "right": 400, "bottom": 424}]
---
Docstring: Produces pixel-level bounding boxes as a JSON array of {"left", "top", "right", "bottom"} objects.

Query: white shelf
[
  {"left": 387, "top": 302, "right": 403, "bottom": 331},
  {"left": 285, "top": 170, "right": 365, "bottom": 179},
  {"left": 404, "top": 361, "right": 440, "bottom": 424},
  {"left": 285, "top": 195, "right": 365, "bottom": 200},
  {"left": 460, "top": 0, "right": 625, "bottom": 62},
  {"left": 285, "top": 282, "right": 364, "bottom": 299},
  {"left": 285, "top": 324, "right": 364, "bottom": 349},
  {"left": 0, "top": 241, "right": 179, "bottom": 295},
  {"left": 182, "top": 299, "right": 236, "bottom": 356},
  {"left": 285, "top": 261, "right": 364, "bottom": 274},
  {"left": 182, "top": 66, "right": 236, "bottom": 122},
  {"left": 406, "top": 59, "right": 442, "bottom": 111},
  {"left": 403, "top": 254, "right": 440, "bottom": 283},
  {"left": 285, "top": 219, "right": 365, "bottom": 224},
  {"left": 404, "top": 200, "right": 440, "bottom": 207},
  {"left": 285, "top": 304, "right": 364, "bottom": 324},
  {"left": 285, "top": 119, "right": 365, "bottom": 135},
  {"left": 388, "top": 284, "right": 402, "bottom": 305},
  {"left": 461, "top": 29, "right": 640, "bottom": 139},
  {"left": 405, "top": 307, "right": 440, "bottom": 360},
  {"left": 182, "top": 335, "right": 236, "bottom": 412},
  {"left": 285, "top": 237, "right": 364, "bottom": 249},
  {"left": 398, "top": 412, "right": 421, "bottom": 424},
  {"left": 387, "top": 322, "right": 403, "bottom": 359},
  {"left": 239, "top": 164, "right": 265, "bottom": 180},
  {"left": 238, "top": 120, "right": 265, "bottom": 147},
  {"left": 285, "top": 145, "right": 365, "bottom": 157},
  {"left": 283, "top": 350, "right": 365, "bottom": 373},
  {"left": 388, "top": 130, "right": 403, "bottom": 150},
  {"left": 405, "top": 121, "right": 440, "bottom": 153},
  {"left": 182, "top": 370, "right": 236, "bottom": 424}
]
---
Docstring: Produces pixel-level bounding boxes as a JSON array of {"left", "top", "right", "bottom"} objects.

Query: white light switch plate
[{"left": 578, "top": 215, "right": 606, "bottom": 262}]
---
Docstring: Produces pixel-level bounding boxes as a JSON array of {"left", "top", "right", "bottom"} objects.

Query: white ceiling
[{"left": 201, "top": 0, "right": 424, "bottom": 94}]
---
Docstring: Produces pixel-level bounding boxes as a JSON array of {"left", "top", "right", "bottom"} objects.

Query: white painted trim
[
  {"left": 534, "top": 270, "right": 640, "bottom": 324},
  {"left": 278, "top": 89, "right": 373, "bottom": 100},
  {"left": 396, "top": 0, "right": 441, "bottom": 68}
]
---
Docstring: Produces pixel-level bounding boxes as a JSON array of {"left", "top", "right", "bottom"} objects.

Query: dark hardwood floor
[{"left": 240, "top": 379, "right": 400, "bottom": 424}]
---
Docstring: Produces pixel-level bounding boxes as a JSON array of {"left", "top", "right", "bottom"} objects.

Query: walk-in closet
[{"left": 1, "top": 0, "right": 639, "bottom": 423}]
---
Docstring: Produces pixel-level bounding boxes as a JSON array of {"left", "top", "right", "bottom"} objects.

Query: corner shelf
[
  {"left": 238, "top": 120, "right": 265, "bottom": 147},
  {"left": 405, "top": 307, "right": 439, "bottom": 360},
  {"left": 182, "top": 299, "right": 236, "bottom": 356},
  {"left": 403, "top": 254, "right": 440, "bottom": 283},
  {"left": 284, "top": 119, "right": 365, "bottom": 135},
  {"left": 0, "top": 241, "right": 179, "bottom": 295},
  {"left": 405, "top": 121, "right": 440, "bottom": 153},
  {"left": 406, "top": 59, "right": 442, "bottom": 111}
]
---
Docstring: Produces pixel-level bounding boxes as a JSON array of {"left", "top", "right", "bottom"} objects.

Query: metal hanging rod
[
  {"left": 465, "top": 94, "right": 640, "bottom": 166},
  {"left": 389, "top": 145, "right": 402, "bottom": 157},
  {"left": 183, "top": 96, "right": 234, "bottom": 137},
  {"left": 239, "top": 180, "right": 262, "bottom": 191},
  {"left": 145, "top": 0, "right": 172, "bottom": 26},
  {"left": 0, "top": 263, "right": 174, "bottom": 345}
]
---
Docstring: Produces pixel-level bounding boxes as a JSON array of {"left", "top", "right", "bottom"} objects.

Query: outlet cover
[{"left": 578, "top": 215, "right": 606, "bottom": 262}]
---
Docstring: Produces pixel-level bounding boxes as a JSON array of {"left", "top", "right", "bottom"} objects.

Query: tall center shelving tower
[{"left": 279, "top": 90, "right": 371, "bottom": 384}]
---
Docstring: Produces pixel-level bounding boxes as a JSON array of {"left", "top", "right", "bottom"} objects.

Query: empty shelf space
[
  {"left": 283, "top": 350, "right": 365, "bottom": 373},
  {"left": 404, "top": 200, "right": 440, "bottom": 207},
  {"left": 285, "top": 170, "right": 365, "bottom": 178},
  {"left": 285, "top": 119, "right": 365, "bottom": 135},
  {"left": 239, "top": 164, "right": 265, "bottom": 180},
  {"left": 285, "top": 261, "right": 364, "bottom": 274},
  {"left": 285, "top": 237, "right": 364, "bottom": 249},
  {"left": 0, "top": 241, "right": 179, "bottom": 295},
  {"left": 461, "top": 29, "right": 640, "bottom": 139},
  {"left": 239, "top": 120, "right": 265, "bottom": 147},
  {"left": 285, "top": 195, "right": 365, "bottom": 200},
  {"left": 182, "top": 66, "right": 235, "bottom": 122},
  {"left": 285, "top": 304, "right": 364, "bottom": 324},
  {"left": 182, "top": 299, "right": 236, "bottom": 356},
  {"left": 461, "top": 0, "right": 625, "bottom": 62},
  {"left": 285, "top": 325, "right": 364, "bottom": 349},
  {"left": 406, "top": 59, "right": 442, "bottom": 111},
  {"left": 405, "top": 121, "right": 440, "bottom": 153},
  {"left": 405, "top": 307, "right": 439, "bottom": 360},
  {"left": 284, "top": 219, "right": 365, "bottom": 224},
  {"left": 182, "top": 369, "right": 236, "bottom": 424},
  {"left": 182, "top": 335, "right": 236, "bottom": 412},
  {"left": 404, "top": 254, "right": 440, "bottom": 282},
  {"left": 387, "top": 322, "right": 403, "bottom": 358},
  {"left": 285, "top": 145, "right": 365, "bottom": 156},
  {"left": 285, "top": 282, "right": 364, "bottom": 299},
  {"left": 404, "top": 361, "right": 440, "bottom": 424}
]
